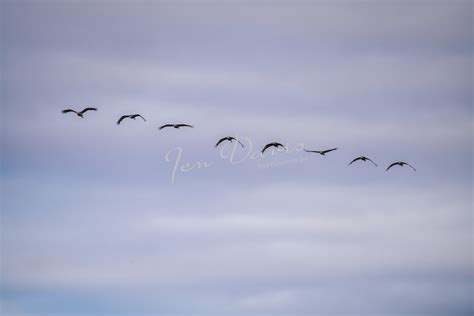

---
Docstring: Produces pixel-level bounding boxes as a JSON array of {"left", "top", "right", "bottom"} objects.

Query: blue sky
[{"left": 1, "top": 1, "right": 472, "bottom": 315}]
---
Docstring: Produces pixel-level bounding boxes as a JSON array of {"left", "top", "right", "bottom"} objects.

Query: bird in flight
[
  {"left": 386, "top": 161, "right": 416, "bottom": 171},
  {"left": 215, "top": 137, "right": 244, "bottom": 148},
  {"left": 159, "top": 124, "right": 194, "bottom": 130},
  {"left": 349, "top": 156, "right": 378, "bottom": 166},
  {"left": 262, "top": 142, "right": 286, "bottom": 154},
  {"left": 117, "top": 114, "right": 146, "bottom": 125},
  {"left": 304, "top": 148, "right": 338, "bottom": 156},
  {"left": 62, "top": 107, "right": 97, "bottom": 118}
]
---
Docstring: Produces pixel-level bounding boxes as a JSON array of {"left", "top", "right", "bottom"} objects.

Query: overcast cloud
[{"left": 1, "top": 1, "right": 472, "bottom": 316}]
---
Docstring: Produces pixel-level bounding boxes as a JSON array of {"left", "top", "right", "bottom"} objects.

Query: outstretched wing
[
  {"left": 349, "top": 157, "right": 362, "bottom": 165},
  {"left": 134, "top": 114, "right": 146, "bottom": 122},
  {"left": 304, "top": 149, "right": 321, "bottom": 154},
  {"left": 261, "top": 144, "right": 273, "bottom": 154},
  {"left": 176, "top": 124, "right": 193, "bottom": 128},
  {"left": 117, "top": 115, "right": 129, "bottom": 125},
  {"left": 236, "top": 139, "right": 245, "bottom": 148},
  {"left": 79, "top": 107, "right": 97, "bottom": 115},
  {"left": 215, "top": 137, "right": 229, "bottom": 148},
  {"left": 62, "top": 109, "right": 77, "bottom": 114},
  {"left": 367, "top": 158, "right": 378, "bottom": 166},
  {"left": 322, "top": 148, "right": 338, "bottom": 154},
  {"left": 404, "top": 162, "right": 416, "bottom": 171},
  {"left": 386, "top": 162, "right": 398, "bottom": 171},
  {"left": 275, "top": 143, "right": 287, "bottom": 151},
  {"left": 159, "top": 124, "right": 174, "bottom": 130}
]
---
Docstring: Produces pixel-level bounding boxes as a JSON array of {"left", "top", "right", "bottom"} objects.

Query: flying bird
[
  {"left": 304, "top": 148, "right": 338, "bottom": 156},
  {"left": 62, "top": 107, "right": 97, "bottom": 118},
  {"left": 117, "top": 114, "right": 146, "bottom": 125},
  {"left": 159, "top": 124, "right": 194, "bottom": 130},
  {"left": 261, "top": 142, "right": 286, "bottom": 154},
  {"left": 215, "top": 137, "right": 244, "bottom": 148},
  {"left": 386, "top": 161, "right": 416, "bottom": 171},
  {"left": 349, "top": 156, "right": 378, "bottom": 166}
]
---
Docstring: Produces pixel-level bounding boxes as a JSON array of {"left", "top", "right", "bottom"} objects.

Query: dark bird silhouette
[
  {"left": 349, "top": 156, "right": 378, "bottom": 166},
  {"left": 386, "top": 161, "right": 416, "bottom": 171},
  {"left": 215, "top": 137, "right": 244, "bottom": 148},
  {"left": 62, "top": 107, "right": 97, "bottom": 118},
  {"left": 304, "top": 148, "right": 338, "bottom": 156},
  {"left": 117, "top": 114, "right": 146, "bottom": 125},
  {"left": 262, "top": 142, "right": 286, "bottom": 154},
  {"left": 159, "top": 124, "right": 194, "bottom": 130}
]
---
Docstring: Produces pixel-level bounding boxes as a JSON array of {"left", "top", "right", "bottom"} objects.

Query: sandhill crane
[
  {"left": 386, "top": 161, "right": 416, "bottom": 171},
  {"left": 304, "top": 148, "right": 338, "bottom": 156},
  {"left": 262, "top": 142, "right": 286, "bottom": 154},
  {"left": 62, "top": 107, "right": 97, "bottom": 118},
  {"left": 117, "top": 114, "right": 146, "bottom": 125},
  {"left": 159, "top": 124, "right": 194, "bottom": 130},
  {"left": 349, "top": 156, "right": 378, "bottom": 166},
  {"left": 215, "top": 137, "right": 244, "bottom": 148}
]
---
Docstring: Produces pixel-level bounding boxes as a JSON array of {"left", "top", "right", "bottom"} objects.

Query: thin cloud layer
[{"left": 1, "top": 1, "right": 472, "bottom": 316}]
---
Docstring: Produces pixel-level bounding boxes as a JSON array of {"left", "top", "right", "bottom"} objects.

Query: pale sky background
[{"left": 1, "top": 1, "right": 473, "bottom": 315}]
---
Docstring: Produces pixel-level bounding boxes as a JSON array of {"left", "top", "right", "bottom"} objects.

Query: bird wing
[
  {"left": 117, "top": 115, "right": 129, "bottom": 125},
  {"left": 62, "top": 109, "right": 77, "bottom": 114},
  {"left": 367, "top": 158, "right": 378, "bottom": 166},
  {"left": 304, "top": 149, "right": 320, "bottom": 154},
  {"left": 404, "top": 162, "right": 416, "bottom": 171},
  {"left": 159, "top": 124, "right": 174, "bottom": 130},
  {"left": 79, "top": 107, "right": 97, "bottom": 115},
  {"left": 275, "top": 143, "right": 287, "bottom": 151},
  {"left": 386, "top": 162, "right": 398, "bottom": 171},
  {"left": 349, "top": 157, "right": 362, "bottom": 165},
  {"left": 176, "top": 124, "right": 193, "bottom": 128},
  {"left": 261, "top": 144, "right": 273, "bottom": 153},
  {"left": 322, "top": 148, "right": 338, "bottom": 154},
  {"left": 236, "top": 139, "right": 245, "bottom": 148},
  {"left": 215, "top": 137, "right": 228, "bottom": 147},
  {"left": 135, "top": 114, "right": 146, "bottom": 122}
]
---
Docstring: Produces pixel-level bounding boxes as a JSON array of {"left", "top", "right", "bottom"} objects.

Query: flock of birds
[{"left": 62, "top": 107, "right": 416, "bottom": 172}]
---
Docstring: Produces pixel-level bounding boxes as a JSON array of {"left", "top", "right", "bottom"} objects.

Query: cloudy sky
[{"left": 1, "top": 1, "right": 472, "bottom": 315}]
